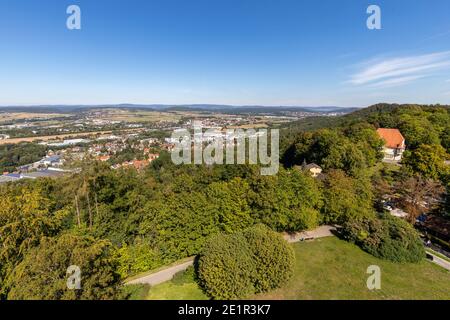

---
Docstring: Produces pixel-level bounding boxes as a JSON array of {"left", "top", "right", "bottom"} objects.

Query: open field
[
  {"left": 92, "top": 109, "right": 182, "bottom": 123},
  {"left": 94, "top": 108, "right": 290, "bottom": 126},
  {"left": 0, "top": 112, "right": 70, "bottom": 123},
  {"left": 0, "top": 128, "right": 145, "bottom": 145},
  {"left": 227, "top": 123, "right": 269, "bottom": 129},
  {"left": 145, "top": 237, "right": 450, "bottom": 300}
]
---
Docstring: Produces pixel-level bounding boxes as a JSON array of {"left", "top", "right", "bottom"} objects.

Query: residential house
[
  {"left": 97, "top": 155, "right": 111, "bottom": 162},
  {"left": 295, "top": 161, "right": 323, "bottom": 178},
  {"left": 302, "top": 162, "right": 323, "bottom": 178},
  {"left": 376, "top": 128, "right": 406, "bottom": 162}
]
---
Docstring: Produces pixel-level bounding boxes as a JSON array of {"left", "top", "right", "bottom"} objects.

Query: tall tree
[
  {"left": 0, "top": 185, "right": 67, "bottom": 297},
  {"left": 402, "top": 144, "right": 449, "bottom": 180},
  {"left": 395, "top": 175, "right": 445, "bottom": 223},
  {"left": 6, "top": 233, "right": 121, "bottom": 300}
]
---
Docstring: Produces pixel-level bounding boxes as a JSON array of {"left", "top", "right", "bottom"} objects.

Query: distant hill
[
  {"left": 0, "top": 104, "right": 357, "bottom": 115},
  {"left": 282, "top": 103, "right": 450, "bottom": 132}
]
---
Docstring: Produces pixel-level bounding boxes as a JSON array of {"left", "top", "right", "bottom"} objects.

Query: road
[
  {"left": 426, "top": 251, "right": 450, "bottom": 271},
  {"left": 125, "top": 258, "right": 195, "bottom": 286}
]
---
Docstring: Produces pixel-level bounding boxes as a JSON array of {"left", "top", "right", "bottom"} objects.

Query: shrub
[
  {"left": 198, "top": 224, "right": 295, "bottom": 299},
  {"left": 198, "top": 232, "right": 255, "bottom": 299},
  {"left": 114, "top": 242, "right": 163, "bottom": 278},
  {"left": 341, "top": 214, "right": 425, "bottom": 263},
  {"left": 290, "top": 207, "right": 320, "bottom": 231},
  {"left": 243, "top": 224, "right": 295, "bottom": 293}
]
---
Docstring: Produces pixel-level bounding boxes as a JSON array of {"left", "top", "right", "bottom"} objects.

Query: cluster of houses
[
  {"left": 46, "top": 134, "right": 167, "bottom": 165},
  {"left": 111, "top": 158, "right": 153, "bottom": 170},
  {"left": 110, "top": 152, "right": 160, "bottom": 170},
  {"left": 181, "top": 117, "right": 258, "bottom": 129},
  {"left": 164, "top": 128, "right": 269, "bottom": 149},
  {"left": 0, "top": 127, "right": 417, "bottom": 190}
]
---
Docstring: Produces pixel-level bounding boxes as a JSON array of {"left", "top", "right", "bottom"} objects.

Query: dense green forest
[
  {"left": 0, "top": 143, "right": 47, "bottom": 172},
  {"left": 0, "top": 104, "right": 449, "bottom": 299}
]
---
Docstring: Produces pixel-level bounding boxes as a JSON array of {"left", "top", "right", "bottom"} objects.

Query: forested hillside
[{"left": 282, "top": 103, "right": 449, "bottom": 162}]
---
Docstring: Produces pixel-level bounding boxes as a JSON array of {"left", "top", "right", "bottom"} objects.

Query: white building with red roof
[{"left": 376, "top": 128, "right": 406, "bottom": 162}]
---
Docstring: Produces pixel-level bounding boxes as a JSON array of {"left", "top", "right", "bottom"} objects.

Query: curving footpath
[{"left": 126, "top": 258, "right": 195, "bottom": 286}]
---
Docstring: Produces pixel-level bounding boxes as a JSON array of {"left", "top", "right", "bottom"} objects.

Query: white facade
[{"left": 382, "top": 146, "right": 404, "bottom": 161}]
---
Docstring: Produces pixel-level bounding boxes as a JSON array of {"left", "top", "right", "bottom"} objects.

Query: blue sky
[{"left": 1, "top": 0, "right": 450, "bottom": 107}]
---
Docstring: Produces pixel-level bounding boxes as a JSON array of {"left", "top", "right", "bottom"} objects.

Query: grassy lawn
[
  {"left": 255, "top": 237, "right": 450, "bottom": 300},
  {"left": 146, "top": 267, "right": 208, "bottom": 300},
  {"left": 145, "top": 237, "right": 450, "bottom": 300},
  {"left": 147, "top": 281, "right": 208, "bottom": 300}
]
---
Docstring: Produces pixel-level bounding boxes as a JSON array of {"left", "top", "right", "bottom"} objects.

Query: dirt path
[
  {"left": 125, "top": 259, "right": 195, "bottom": 286},
  {"left": 283, "top": 225, "right": 336, "bottom": 243}
]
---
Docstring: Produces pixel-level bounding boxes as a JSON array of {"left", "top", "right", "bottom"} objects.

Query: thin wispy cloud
[
  {"left": 349, "top": 51, "right": 450, "bottom": 88},
  {"left": 425, "top": 30, "right": 450, "bottom": 42},
  {"left": 368, "top": 75, "right": 426, "bottom": 88}
]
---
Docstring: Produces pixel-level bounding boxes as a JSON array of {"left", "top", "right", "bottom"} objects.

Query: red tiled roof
[
  {"left": 377, "top": 128, "right": 405, "bottom": 149},
  {"left": 132, "top": 160, "right": 150, "bottom": 169},
  {"left": 98, "top": 155, "right": 110, "bottom": 162}
]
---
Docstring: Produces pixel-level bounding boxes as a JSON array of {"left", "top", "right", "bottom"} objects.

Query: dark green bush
[
  {"left": 198, "top": 232, "right": 256, "bottom": 299},
  {"left": 243, "top": 224, "right": 295, "bottom": 293},
  {"left": 341, "top": 213, "right": 425, "bottom": 263},
  {"left": 198, "top": 224, "right": 295, "bottom": 299}
]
